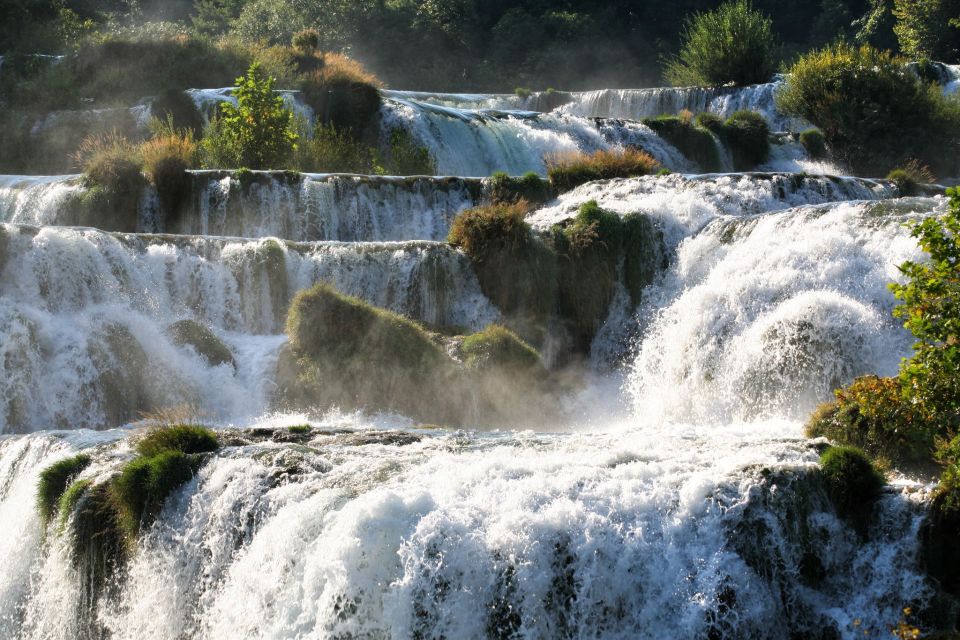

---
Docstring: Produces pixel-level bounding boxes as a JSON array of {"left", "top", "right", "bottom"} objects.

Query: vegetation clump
[
  {"left": 37, "top": 454, "right": 92, "bottom": 526},
  {"left": 819, "top": 446, "right": 885, "bottom": 525},
  {"left": 546, "top": 148, "right": 660, "bottom": 193},
  {"left": 644, "top": 115, "right": 721, "bottom": 172},
  {"left": 462, "top": 324, "right": 544, "bottom": 375},
  {"left": 167, "top": 320, "right": 236, "bottom": 368},
  {"left": 300, "top": 52, "right": 383, "bottom": 134},
  {"left": 487, "top": 172, "right": 552, "bottom": 207},
  {"left": 664, "top": 0, "right": 777, "bottom": 87},
  {"left": 74, "top": 131, "right": 146, "bottom": 230},
  {"left": 718, "top": 111, "right": 770, "bottom": 169},
  {"left": 294, "top": 123, "right": 375, "bottom": 174},
  {"left": 135, "top": 424, "right": 220, "bottom": 458},
  {"left": 799, "top": 129, "right": 827, "bottom": 159},
  {"left": 887, "top": 161, "right": 935, "bottom": 197},
  {"left": 150, "top": 89, "right": 205, "bottom": 138},
  {"left": 112, "top": 450, "right": 202, "bottom": 539},
  {"left": 141, "top": 120, "right": 198, "bottom": 215},
  {"left": 201, "top": 62, "right": 298, "bottom": 170},
  {"left": 374, "top": 128, "right": 436, "bottom": 176},
  {"left": 777, "top": 43, "right": 960, "bottom": 175}
]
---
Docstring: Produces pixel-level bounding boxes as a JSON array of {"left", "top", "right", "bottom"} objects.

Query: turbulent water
[{"left": 0, "top": 75, "right": 950, "bottom": 638}]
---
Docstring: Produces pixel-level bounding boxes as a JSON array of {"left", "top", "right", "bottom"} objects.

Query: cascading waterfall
[{"left": 0, "top": 75, "right": 952, "bottom": 638}]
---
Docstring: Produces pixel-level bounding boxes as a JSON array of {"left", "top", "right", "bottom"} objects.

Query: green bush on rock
[
  {"left": 719, "top": 111, "right": 770, "bottom": 169},
  {"left": 462, "top": 325, "right": 544, "bottom": 375},
  {"left": 799, "top": 129, "right": 827, "bottom": 160},
  {"left": 819, "top": 446, "right": 885, "bottom": 525},
  {"left": 487, "top": 172, "right": 552, "bottom": 207},
  {"left": 134, "top": 424, "right": 220, "bottom": 458},
  {"left": 112, "top": 450, "right": 202, "bottom": 539},
  {"left": 643, "top": 116, "right": 721, "bottom": 172},
  {"left": 37, "top": 454, "right": 92, "bottom": 525}
]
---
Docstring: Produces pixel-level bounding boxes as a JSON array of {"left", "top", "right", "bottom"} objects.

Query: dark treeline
[{"left": 1, "top": 0, "right": 948, "bottom": 91}]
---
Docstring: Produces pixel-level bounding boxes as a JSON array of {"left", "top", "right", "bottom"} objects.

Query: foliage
[
  {"left": 643, "top": 116, "right": 721, "bottom": 172},
  {"left": 447, "top": 201, "right": 533, "bottom": 260},
  {"left": 546, "top": 148, "right": 660, "bottom": 193},
  {"left": 777, "top": 43, "right": 960, "bottom": 175},
  {"left": 805, "top": 375, "right": 935, "bottom": 470},
  {"left": 719, "top": 110, "right": 770, "bottom": 169},
  {"left": 300, "top": 52, "right": 382, "bottom": 133},
  {"left": 664, "top": 0, "right": 777, "bottom": 87},
  {"left": 75, "top": 131, "right": 144, "bottom": 195},
  {"left": 374, "top": 129, "right": 436, "bottom": 176},
  {"left": 141, "top": 122, "right": 197, "bottom": 213},
  {"left": 800, "top": 128, "right": 827, "bottom": 159},
  {"left": 462, "top": 325, "right": 544, "bottom": 374},
  {"left": 292, "top": 28, "right": 320, "bottom": 52},
  {"left": 201, "top": 63, "right": 298, "bottom": 170},
  {"left": 889, "top": 187, "right": 960, "bottom": 430},
  {"left": 893, "top": 0, "right": 960, "bottom": 63},
  {"left": 819, "top": 446, "right": 885, "bottom": 525},
  {"left": 134, "top": 424, "right": 220, "bottom": 458},
  {"left": 150, "top": 89, "right": 205, "bottom": 137},
  {"left": 887, "top": 160, "right": 935, "bottom": 197},
  {"left": 37, "top": 454, "right": 92, "bottom": 525},
  {"left": 487, "top": 172, "right": 552, "bottom": 207},
  {"left": 293, "top": 123, "right": 374, "bottom": 173}
]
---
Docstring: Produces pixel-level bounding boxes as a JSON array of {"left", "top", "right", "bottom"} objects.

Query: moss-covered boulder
[
  {"left": 90, "top": 323, "right": 152, "bottom": 428},
  {"left": 167, "top": 319, "right": 236, "bottom": 368},
  {"left": 112, "top": 450, "right": 203, "bottom": 540},
  {"left": 819, "top": 445, "right": 885, "bottom": 533},
  {"left": 486, "top": 171, "right": 552, "bottom": 206},
  {"left": 644, "top": 115, "right": 722, "bottom": 172},
  {"left": 281, "top": 283, "right": 461, "bottom": 423},
  {"left": 37, "top": 454, "right": 92, "bottom": 526},
  {"left": 135, "top": 424, "right": 220, "bottom": 457}
]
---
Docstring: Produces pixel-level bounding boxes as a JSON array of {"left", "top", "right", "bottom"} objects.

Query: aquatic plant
[{"left": 37, "top": 454, "right": 92, "bottom": 525}]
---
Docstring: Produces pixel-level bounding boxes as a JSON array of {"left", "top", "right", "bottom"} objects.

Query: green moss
[
  {"left": 819, "top": 445, "right": 885, "bottom": 528},
  {"left": 462, "top": 325, "right": 544, "bottom": 374},
  {"left": 487, "top": 171, "right": 552, "bottom": 206},
  {"left": 256, "top": 239, "right": 290, "bottom": 328},
  {"left": 800, "top": 128, "right": 827, "bottom": 159},
  {"left": 64, "top": 481, "right": 126, "bottom": 606},
  {"left": 287, "top": 424, "right": 311, "bottom": 435},
  {"left": 300, "top": 55, "right": 382, "bottom": 135},
  {"left": 235, "top": 167, "right": 255, "bottom": 191},
  {"left": 37, "top": 454, "right": 92, "bottom": 525},
  {"left": 643, "top": 116, "right": 721, "bottom": 172},
  {"left": 135, "top": 424, "right": 219, "bottom": 458},
  {"left": 285, "top": 283, "right": 459, "bottom": 422},
  {"left": 622, "top": 213, "right": 668, "bottom": 307},
  {"left": 112, "top": 450, "right": 202, "bottom": 539},
  {"left": 167, "top": 319, "right": 235, "bottom": 368},
  {"left": 887, "top": 169, "right": 918, "bottom": 196},
  {"left": 57, "top": 478, "right": 92, "bottom": 529},
  {"left": 720, "top": 111, "right": 770, "bottom": 170},
  {"left": 514, "top": 87, "right": 532, "bottom": 99},
  {"left": 806, "top": 375, "right": 936, "bottom": 472}
]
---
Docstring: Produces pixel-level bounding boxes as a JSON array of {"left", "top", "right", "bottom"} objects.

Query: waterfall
[{"left": 0, "top": 175, "right": 84, "bottom": 226}]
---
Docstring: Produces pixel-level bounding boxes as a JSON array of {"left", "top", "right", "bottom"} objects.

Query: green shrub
[
  {"left": 720, "top": 111, "right": 770, "bottom": 169},
  {"left": 284, "top": 283, "right": 458, "bottom": 422},
  {"left": 487, "top": 171, "right": 552, "bottom": 206},
  {"left": 664, "top": 0, "right": 777, "bottom": 87},
  {"left": 37, "top": 454, "right": 92, "bottom": 525},
  {"left": 805, "top": 375, "right": 935, "bottom": 470},
  {"left": 287, "top": 424, "right": 311, "bottom": 434},
  {"left": 448, "top": 201, "right": 533, "bottom": 260},
  {"left": 893, "top": 0, "right": 960, "bottom": 63},
  {"left": 294, "top": 123, "right": 374, "bottom": 173},
  {"left": 694, "top": 112, "right": 724, "bottom": 131},
  {"left": 135, "top": 424, "right": 219, "bottom": 458},
  {"left": 201, "top": 62, "right": 298, "bottom": 170},
  {"left": 799, "top": 129, "right": 827, "bottom": 159},
  {"left": 546, "top": 148, "right": 660, "bottom": 193},
  {"left": 150, "top": 89, "right": 204, "bottom": 138},
  {"left": 819, "top": 446, "right": 885, "bottom": 524},
  {"left": 777, "top": 43, "right": 960, "bottom": 175},
  {"left": 890, "top": 187, "right": 960, "bottom": 429},
  {"left": 643, "top": 116, "right": 721, "bottom": 172},
  {"left": 462, "top": 325, "right": 543, "bottom": 374},
  {"left": 887, "top": 162, "right": 935, "bottom": 197},
  {"left": 74, "top": 132, "right": 146, "bottom": 227},
  {"left": 374, "top": 128, "right": 436, "bottom": 176},
  {"left": 167, "top": 320, "right": 235, "bottom": 368},
  {"left": 301, "top": 53, "right": 382, "bottom": 134},
  {"left": 515, "top": 87, "right": 532, "bottom": 99},
  {"left": 112, "top": 450, "right": 201, "bottom": 539}
]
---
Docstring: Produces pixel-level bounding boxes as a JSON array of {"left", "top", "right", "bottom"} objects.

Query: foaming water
[
  {"left": 627, "top": 198, "right": 935, "bottom": 424},
  {"left": 0, "top": 175, "right": 83, "bottom": 225}
]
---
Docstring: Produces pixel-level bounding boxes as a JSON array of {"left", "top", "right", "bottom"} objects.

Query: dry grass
[
  {"left": 546, "top": 148, "right": 660, "bottom": 193},
  {"left": 73, "top": 130, "right": 143, "bottom": 192}
]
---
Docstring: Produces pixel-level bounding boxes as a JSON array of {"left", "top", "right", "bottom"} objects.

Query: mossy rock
[
  {"left": 37, "top": 454, "right": 92, "bottom": 526},
  {"left": 58, "top": 478, "right": 93, "bottom": 529},
  {"left": 644, "top": 116, "right": 722, "bottom": 172},
  {"left": 167, "top": 319, "right": 235, "bottom": 368},
  {"left": 0, "top": 224, "right": 8, "bottom": 274},
  {"left": 719, "top": 111, "right": 770, "bottom": 170},
  {"left": 283, "top": 283, "right": 461, "bottom": 423},
  {"left": 90, "top": 323, "right": 152, "bottom": 428},
  {"left": 112, "top": 450, "right": 203, "bottom": 540},
  {"left": 922, "top": 464, "right": 960, "bottom": 597},
  {"left": 486, "top": 172, "right": 552, "bottom": 206},
  {"left": 462, "top": 325, "right": 545, "bottom": 375},
  {"left": 150, "top": 89, "right": 204, "bottom": 137},
  {"left": 622, "top": 213, "right": 668, "bottom": 306},
  {"left": 819, "top": 446, "right": 885, "bottom": 533},
  {"left": 135, "top": 424, "right": 219, "bottom": 458}
]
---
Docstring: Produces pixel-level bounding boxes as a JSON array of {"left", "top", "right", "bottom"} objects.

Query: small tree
[
  {"left": 201, "top": 62, "right": 297, "bottom": 170},
  {"left": 893, "top": 0, "right": 960, "bottom": 63},
  {"left": 664, "top": 0, "right": 777, "bottom": 87},
  {"left": 890, "top": 187, "right": 960, "bottom": 429}
]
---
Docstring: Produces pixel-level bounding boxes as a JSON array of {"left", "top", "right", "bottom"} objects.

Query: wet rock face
[{"left": 167, "top": 319, "right": 236, "bottom": 369}]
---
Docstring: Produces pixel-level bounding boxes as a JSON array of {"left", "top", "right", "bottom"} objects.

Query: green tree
[
  {"left": 201, "top": 62, "right": 298, "bottom": 170},
  {"left": 893, "top": 0, "right": 960, "bottom": 62},
  {"left": 664, "top": 0, "right": 777, "bottom": 87},
  {"left": 890, "top": 187, "right": 960, "bottom": 429}
]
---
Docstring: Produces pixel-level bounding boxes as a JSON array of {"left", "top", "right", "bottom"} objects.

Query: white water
[{"left": 0, "top": 175, "right": 83, "bottom": 226}]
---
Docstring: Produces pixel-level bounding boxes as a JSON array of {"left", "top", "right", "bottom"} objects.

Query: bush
[
  {"left": 112, "top": 450, "right": 201, "bottom": 539},
  {"left": 546, "top": 148, "right": 660, "bottom": 193},
  {"left": 75, "top": 131, "right": 146, "bottom": 215},
  {"left": 664, "top": 0, "right": 777, "bottom": 87},
  {"left": 887, "top": 161, "right": 935, "bottom": 197},
  {"left": 805, "top": 375, "right": 935, "bottom": 470},
  {"left": 890, "top": 187, "right": 960, "bottom": 429},
  {"left": 799, "top": 128, "right": 827, "bottom": 159},
  {"left": 893, "top": 0, "right": 960, "bottom": 63},
  {"left": 141, "top": 122, "right": 197, "bottom": 214},
  {"left": 448, "top": 201, "right": 533, "bottom": 260},
  {"left": 292, "top": 28, "right": 320, "bottom": 52},
  {"left": 777, "top": 43, "right": 960, "bottom": 175},
  {"left": 819, "top": 446, "right": 885, "bottom": 525},
  {"left": 134, "top": 424, "right": 219, "bottom": 458},
  {"left": 374, "top": 128, "right": 436, "bottom": 176},
  {"left": 719, "top": 111, "right": 770, "bottom": 169},
  {"left": 515, "top": 87, "right": 532, "bottom": 99},
  {"left": 201, "top": 62, "right": 298, "bottom": 170},
  {"left": 167, "top": 320, "right": 235, "bottom": 368},
  {"left": 284, "top": 283, "right": 458, "bottom": 422},
  {"left": 487, "top": 171, "right": 552, "bottom": 206},
  {"left": 37, "top": 454, "right": 92, "bottom": 525},
  {"left": 149, "top": 89, "right": 204, "bottom": 138},
  {"left": 294, "top": 123, "right": 374, "bottom": 174},
  {"left": 301, "top": 53, "right": 382, "bottom": 134},
  {"left": 643, "top": 116, "right": 721, "bottom": 172},
  {"left": 462, "top": 325, "right": 544, "bottom": 374}
]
